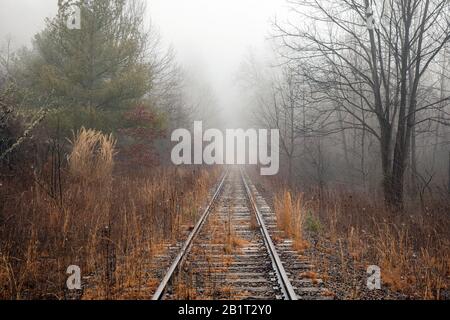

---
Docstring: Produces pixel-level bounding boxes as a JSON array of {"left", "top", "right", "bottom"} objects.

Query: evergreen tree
[{"left": 22, "top": 0, "right": 151, "bottom": 110}]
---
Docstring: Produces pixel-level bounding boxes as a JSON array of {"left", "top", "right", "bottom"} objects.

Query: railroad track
[{"left": 152, "top": 168, "right": 330, "bottom": 300}]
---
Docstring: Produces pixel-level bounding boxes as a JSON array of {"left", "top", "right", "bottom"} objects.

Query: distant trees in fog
[
  {"left": 243, "top": 0, "right": 449, "bottom": 208},
  {"left": 0, "top": 0, "right": 217, "bottom": 167}
]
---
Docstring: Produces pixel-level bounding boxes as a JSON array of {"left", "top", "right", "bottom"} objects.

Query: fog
[
  {"left": 0, "top": 1, "right": 57, "bottom": 47},
  {"left": 1, "top": 2, "right": 448, "bottom": 301},
  {"left": 2, "top": 0, "right": 447, "bottom": 193},
  {"left": 150, "top": 0, "right": 286, "bottom": 127},
  {"left": 0, "top": 0, "right": 288, "bottom": 127}
]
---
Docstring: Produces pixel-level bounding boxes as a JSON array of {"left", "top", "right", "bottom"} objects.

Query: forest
[{"left": 0, "top": 0, "right": 449, "bottom": 300}]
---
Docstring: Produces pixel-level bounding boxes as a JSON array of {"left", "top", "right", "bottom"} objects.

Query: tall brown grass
[
  {"left": 0, "top": 128, "right": 220, "bottom": 300},
  {"left": 68, "top": 127, "right": 116, "bottom": 184},
  {"left": 274, "top": 190, "right": 308, "bottom": 251},
  {"left": 278, "top": 187, "right": 449, "bottom": 299},
  {"left": 252, "top": 164, "right": 449, "bottom": 299}
]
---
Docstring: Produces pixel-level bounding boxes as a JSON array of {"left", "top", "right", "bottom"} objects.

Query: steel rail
[
  {"left": 240, "top": 168, "right": 298, "bottom": 300},
  {"left": 151, "top": 170, "right": 228, "bottom": 300}
]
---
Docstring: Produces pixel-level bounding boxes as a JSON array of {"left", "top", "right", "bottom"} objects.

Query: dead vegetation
[
  {"left": 249, "top": 165, "right": 449, "bottom": 300},
  {"left": 273, "top": 186, "right": 449, "bottom": 299},
  {"left": 274, "top": 190, "right": 309, "bottom": 252},
  {"left": 0, "top": 128, "right": 220, "bottom": 300}
]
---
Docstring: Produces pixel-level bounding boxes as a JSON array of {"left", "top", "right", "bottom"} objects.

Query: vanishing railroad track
[{"left": 152, "top": 168, "right": 330, "bottom": 300}]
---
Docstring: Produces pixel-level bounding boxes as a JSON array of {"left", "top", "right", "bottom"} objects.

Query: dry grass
[
  {"left": 255, "top": 160, "right": 449, "bottom": 299},
  {"left": 274, "top": 190, "right": 309, "bottom": 251},
  {"left": 68, "top": 127, "right": 116, "bottom": 184},
  {"left": 301, "top": 189, "right": 449, "bottom": 299},
  {"left": 0, "top": 128, "right": 220, "bottom": 300},
  {"left": 300, "top": 271, "right": 320, "bottom": 285}
]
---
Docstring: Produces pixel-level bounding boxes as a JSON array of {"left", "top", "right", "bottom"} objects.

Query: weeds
[
  {"left": 305, "top": 211, "right": 322, "bottom": 234},
  {"left": 274, "top": 190, "right": 309, "bottom": 251},
  {"left": 302, "top": 189, "right": 448, "bottom": 299},
  {"left": 0, "top": 128, "right": 220, "bottom": 300}
]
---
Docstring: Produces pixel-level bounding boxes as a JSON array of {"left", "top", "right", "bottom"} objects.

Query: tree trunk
[
  {"left": 448, "top": 151, "right": 450, "bottom": 195},
  {"left": 288, "top": 155, "right": 293, "bottom": 188},
  {"left": 391, "top": 154, "right": 406, "bottom": 210},
  {"left": 410, "top": 120, "right": 418, "bottom": 198},
  {"left": 380, "top": 123, "right": 394, "bottom": 206}
]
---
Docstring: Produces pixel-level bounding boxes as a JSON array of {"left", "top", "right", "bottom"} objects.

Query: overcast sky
[{"left": 0, "top": 0, "right": 288, "bottom": 126}]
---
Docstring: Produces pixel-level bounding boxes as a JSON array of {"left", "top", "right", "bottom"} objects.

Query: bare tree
[
  {"left": 273, "top": 0, "right": 450, "bottom": 209},
  {"left": 239, "top": 54, "right": 309, "bottom": 186}
]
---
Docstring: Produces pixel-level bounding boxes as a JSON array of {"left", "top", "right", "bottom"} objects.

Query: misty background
[
  {"left": 1, "top": 0, "right": 448, "bottom": 199},
  {"left": 0, "top": 0, "right": 287, "bottom": 127},
  {"left": 0, "top": 0, "right": 449, "bottom": 301}
]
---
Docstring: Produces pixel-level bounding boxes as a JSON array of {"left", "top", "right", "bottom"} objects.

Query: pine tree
[{"left": 23, "top": 0, "right": 151, "bottom": 110}]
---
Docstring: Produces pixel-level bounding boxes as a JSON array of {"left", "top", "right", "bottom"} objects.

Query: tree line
[
  {"left": 241, "top": 0, "right": 449, "bottom": 209},
  {"left": 0, "top": 0, "right": 217, "bottom": 170}
]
